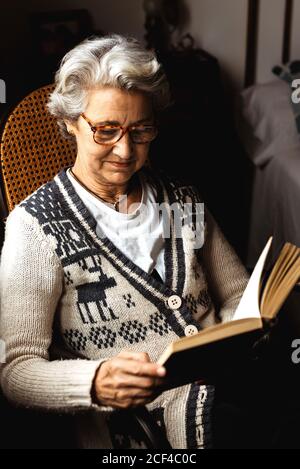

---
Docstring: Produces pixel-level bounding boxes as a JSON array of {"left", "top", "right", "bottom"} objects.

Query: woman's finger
[
  {"left": 110, "top": 357, "right": 166, "bottom": 378},
  {"left": 114, "top": 371, "right": 165, "bottom": 389}
]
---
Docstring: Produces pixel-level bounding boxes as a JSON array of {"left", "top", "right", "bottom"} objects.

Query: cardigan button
[
  {"left": 184, "top": 325, "right": 198, "bottom": 336},
  {"left": 167, "top": 295, "right": 182, "bottom": 310}
]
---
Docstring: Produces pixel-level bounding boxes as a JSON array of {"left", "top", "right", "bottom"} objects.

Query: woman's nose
[{"left": 113, "top": 130, "right": 134, "bottom": 159}]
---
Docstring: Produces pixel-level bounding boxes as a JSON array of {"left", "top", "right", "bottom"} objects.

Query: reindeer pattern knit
[{"left": 0, "top": 166, "right": 249, "bottom": 449}]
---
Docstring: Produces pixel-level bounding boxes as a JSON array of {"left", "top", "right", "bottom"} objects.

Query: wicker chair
[{"left": 0, "top": 84, "right": 76, "bottom": 215}]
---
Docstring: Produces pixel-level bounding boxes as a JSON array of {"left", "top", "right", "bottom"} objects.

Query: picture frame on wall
[
  {"left": 29, "top": 9, "right": 104, "bottom": 86},
  {"left": 30, "top": 9, "right": 94, "bottom": 57}
]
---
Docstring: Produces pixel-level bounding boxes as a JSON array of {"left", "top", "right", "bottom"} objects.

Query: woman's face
[{"left": 68, "top": 87, "right": 154, "bottom": 187}]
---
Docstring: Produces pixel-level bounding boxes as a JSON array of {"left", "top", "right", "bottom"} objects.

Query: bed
[
  {"left": 240, "top": 0, "right": 300, "bottom": 325},
  {"left": 240, "top": 78, "right": 300, "bottom": 269}
]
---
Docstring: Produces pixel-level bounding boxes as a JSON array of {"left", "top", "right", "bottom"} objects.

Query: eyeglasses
[{"left": 81, "top": 113, "right": 158, "bottom": 145}]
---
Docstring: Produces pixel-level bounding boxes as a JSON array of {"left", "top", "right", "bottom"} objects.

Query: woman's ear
[{"left": 64, "top": 120, "right": 77, "bottom": 136}]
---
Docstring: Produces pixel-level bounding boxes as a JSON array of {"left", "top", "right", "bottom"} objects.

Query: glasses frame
[{"left": 80, "top": 113, "right": 158, "bottom": 145}]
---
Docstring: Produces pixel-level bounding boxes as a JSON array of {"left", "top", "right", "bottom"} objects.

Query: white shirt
[{"left": 67, "top": 169, "right": 165, "bottom": 282}]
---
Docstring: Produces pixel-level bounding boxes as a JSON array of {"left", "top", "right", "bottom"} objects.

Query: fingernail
[{"left": 157, "top": 366, "right": 166, "bottom": 376}]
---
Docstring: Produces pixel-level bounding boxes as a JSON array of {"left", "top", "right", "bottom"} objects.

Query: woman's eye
[
  {"left": 133, "top": 126, "right": 152, "bottom": 132},
  {"left": 102, "top": 129, "right": 118, "bottom": 134},
  {"left": 97, "top": 128, "right": 119, "bottom": 136}
]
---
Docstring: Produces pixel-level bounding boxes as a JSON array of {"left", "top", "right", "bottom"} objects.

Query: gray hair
[{"left": 47, "top": 34, "right": 170, "bottom": 138}]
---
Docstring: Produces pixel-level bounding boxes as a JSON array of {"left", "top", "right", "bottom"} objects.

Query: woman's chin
[{"left": 104, "top": 169, "right": 133, "bottom": 185}]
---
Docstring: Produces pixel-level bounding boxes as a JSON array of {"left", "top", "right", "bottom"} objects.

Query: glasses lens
[
  {"left": 93, "top": 125, "right": 157, "bottom": 144},
  {"left": 94, "top": 127, "right": 122, "bottom": 144},
  {"left": 130, "top": 126, "right": 157, "bottom": 143}
]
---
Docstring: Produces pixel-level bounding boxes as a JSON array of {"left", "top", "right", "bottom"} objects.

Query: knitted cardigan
[{"left": 0, "top": 167, "right": 249, "bottom": 449}]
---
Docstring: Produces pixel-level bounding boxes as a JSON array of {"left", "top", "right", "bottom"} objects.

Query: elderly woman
[{"left": 0, "top": 34, "right": 248, "bottom": 449}]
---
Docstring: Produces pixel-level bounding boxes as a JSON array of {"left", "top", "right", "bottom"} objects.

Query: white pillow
[{"left": 240, "top": 79, "right": 300, "bottom": 166}]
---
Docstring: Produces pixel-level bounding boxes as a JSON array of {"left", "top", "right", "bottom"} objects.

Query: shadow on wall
[{"left": 150, "top": 45, "right": 253, "bottom": 261}]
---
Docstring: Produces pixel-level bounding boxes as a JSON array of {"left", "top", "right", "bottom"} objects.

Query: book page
[
  {"left": 261, "top": 255, "right": 300, "bottom": 318},
  {"left": 233, "top": 237, "right": 273, "bottom": 320},
  {"left": 260, "top": 244, "right": 300, "bottom": 315}
]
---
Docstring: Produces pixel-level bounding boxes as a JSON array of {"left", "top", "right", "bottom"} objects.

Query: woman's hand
[{"left": 92, "top": 351, "right": 166, "bottom": 409}]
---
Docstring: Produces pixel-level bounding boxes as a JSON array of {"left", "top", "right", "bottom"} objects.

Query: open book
[{"left": 157, "top": 237, "right": 300, "bottom": 389}]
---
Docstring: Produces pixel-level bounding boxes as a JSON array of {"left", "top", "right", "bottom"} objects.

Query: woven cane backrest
[{"left": 0, "top": 84, "right": 76, "bottom": 212}]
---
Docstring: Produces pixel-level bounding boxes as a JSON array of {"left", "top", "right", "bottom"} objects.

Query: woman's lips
[{"left": 108, "top": 161, "right": 133, "bottom": 168}]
